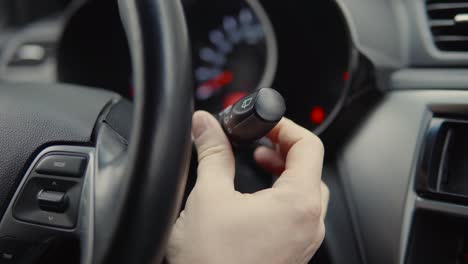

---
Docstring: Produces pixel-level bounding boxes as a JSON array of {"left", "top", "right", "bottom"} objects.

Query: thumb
[{"left": 192, "top": 111, "right": 235, "bottom": 190}]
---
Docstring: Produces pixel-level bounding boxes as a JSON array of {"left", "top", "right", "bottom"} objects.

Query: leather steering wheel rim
[{"left": 103, "top": 0, "right": 192, "bottom": 263}]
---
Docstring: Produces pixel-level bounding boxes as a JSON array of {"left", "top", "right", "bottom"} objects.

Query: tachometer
[{"left": 184, "top": 0, "right": 277, "bottom": 114}]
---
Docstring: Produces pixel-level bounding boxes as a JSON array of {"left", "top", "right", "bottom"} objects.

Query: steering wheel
[{"left": 0, "top": 0, "right": 192, "bottom": 263}]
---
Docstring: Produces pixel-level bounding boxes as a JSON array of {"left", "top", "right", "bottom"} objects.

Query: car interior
[{"left": 0, "top": 0, "right": 468, "bottom": 263}]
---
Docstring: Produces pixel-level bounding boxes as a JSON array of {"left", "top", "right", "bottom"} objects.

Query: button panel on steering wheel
[{"left": 13, "top": 152, "right": 88, "bottom": 229}]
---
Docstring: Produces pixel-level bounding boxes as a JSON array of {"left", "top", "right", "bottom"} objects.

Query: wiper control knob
[{"left": 218, "top": 88, "right": 286, "bottom": 144}]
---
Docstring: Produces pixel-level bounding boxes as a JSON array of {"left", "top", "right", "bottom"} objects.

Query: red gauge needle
[{"left": 196, "top": 70, "right": 233, "bottom": 100}]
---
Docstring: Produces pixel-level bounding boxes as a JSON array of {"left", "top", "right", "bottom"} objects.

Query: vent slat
[
  {"left": 435, "top": 35, "right": 468, "bottom": 41},
  {"left": 430, "top": 19, "right": 456, "bottom": 26},
  {"left": 427, "top": 3, "right": 468, "bottom": 12},
  {"left": 426, "top": 0, "right": 468, "bottom": 51}
]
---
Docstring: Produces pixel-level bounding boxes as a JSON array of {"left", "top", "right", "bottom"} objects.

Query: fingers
[
  {"left": 320, "top": 182, "right": 330, "bottom": 219},
  {"left": 254, "top": 146, "right": 285, "bottom": 176},
  {"left": 266, "top": 118, "right": 324, "bottom": 192},
  {"left": 192, "top": 111, "right": 235, "bottom": 190}
]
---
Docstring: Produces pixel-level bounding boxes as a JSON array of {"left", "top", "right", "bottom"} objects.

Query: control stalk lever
[{"left": 217, "top": 88, "right": 286, "bottom": 144}]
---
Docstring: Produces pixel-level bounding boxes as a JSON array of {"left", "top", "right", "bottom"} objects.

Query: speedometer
[
  {"left": 184, "top": 0, "right": 277, "bottom": 114},
  {"left": 58, "top": 0, "right": 353, "bottom": 136}
]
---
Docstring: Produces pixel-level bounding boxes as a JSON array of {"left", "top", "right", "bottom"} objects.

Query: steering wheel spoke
[
  {"left": 0, "top": 118, "right": 133, "bottom": 264},
  {"left": 0, "top": 145, "right": 96, "bottom": 263}
]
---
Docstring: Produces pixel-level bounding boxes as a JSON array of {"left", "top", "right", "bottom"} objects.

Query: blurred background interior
[{"left": 7, "top": 1, "right": 468, "bottom": 264}]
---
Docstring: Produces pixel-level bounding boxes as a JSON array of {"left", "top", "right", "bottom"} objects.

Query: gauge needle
[{"left": 196, "top": 70, "right": 233, "bottom": 100}]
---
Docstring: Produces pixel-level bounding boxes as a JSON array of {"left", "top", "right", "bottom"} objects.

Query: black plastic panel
[
  {"left": 13, "top": 150, "right": 88, "bottom": 229},
  {"left": 406, "top": 210, "right": 468, "bottom": 264}
]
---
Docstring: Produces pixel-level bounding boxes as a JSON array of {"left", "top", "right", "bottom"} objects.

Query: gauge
[
  {"left": 184, "top": 0, "right": 277, "bottom": 114},
  {"left": 60, "top": 0, "right": 353, "bottom": 135},
  {"left": 262, "top": 0, "right": 354, "bottom": 134}
]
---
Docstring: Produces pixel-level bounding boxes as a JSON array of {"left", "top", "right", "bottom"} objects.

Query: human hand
[{"left": 167, "top": 111, "right": 329, "bottom": 264}]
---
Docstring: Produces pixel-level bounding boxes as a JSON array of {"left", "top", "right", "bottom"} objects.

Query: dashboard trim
[
  {"left": 340, "top": 90, "right": 468, "bottom": 264},
  {"left": 391, "top": 69, "right": 468, "bottom": 90}
]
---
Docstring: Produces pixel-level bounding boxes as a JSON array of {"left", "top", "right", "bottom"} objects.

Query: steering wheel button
[
  {"left": 37, "top": 190, "right": 68, "bottom": 213},
  {"left": 35, "top": 155, "right": 87, "bottom": 178},
  {"left": 14, "top": 176, "right": 81, "bottom": 228}
]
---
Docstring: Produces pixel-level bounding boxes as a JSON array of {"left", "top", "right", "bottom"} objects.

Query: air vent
[
  {"left": 426, "top": 0, "right": 468, "bottom": 51},
  {"left": 417, "top": 117, "right": 468, "bottom": 204}
]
